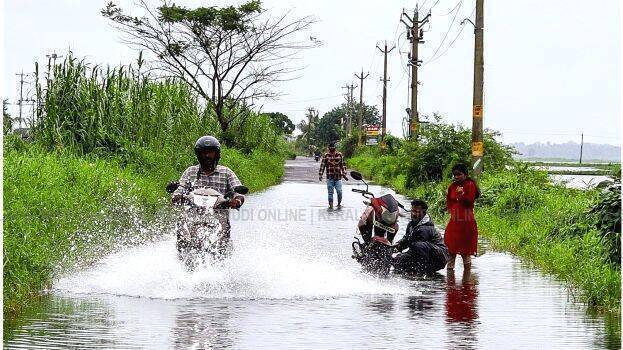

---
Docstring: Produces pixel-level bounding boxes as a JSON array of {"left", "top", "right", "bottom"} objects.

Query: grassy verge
[
  {"left": 348, "top": 148, "right": 620, "bottom": 313},
  {"left": 3, "top": 138, "right": 286, "bottom": 317}
]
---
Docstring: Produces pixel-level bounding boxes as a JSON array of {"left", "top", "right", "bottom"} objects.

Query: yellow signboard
[
  {"left": 473, "top": 105, "right": 483, "bottom": 118},
  {"left": 472, "top": 141, "right": 484, "bottom": 156}
]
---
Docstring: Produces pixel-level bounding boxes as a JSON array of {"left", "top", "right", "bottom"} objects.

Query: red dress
[{"left": 444, "top": 179, "right": 479, "bottom": 255}]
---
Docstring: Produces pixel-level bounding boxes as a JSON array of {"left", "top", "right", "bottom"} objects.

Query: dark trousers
[{"left": 393, "top": 242, "right": 448, "bottom": 274}]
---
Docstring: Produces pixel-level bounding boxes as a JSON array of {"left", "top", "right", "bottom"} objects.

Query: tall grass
[
  {"left": 34, "top": 54, "right": 215, "bottom": 155},
  {"left": 3, "top": 138, "right": 168, "bottom": 316}
]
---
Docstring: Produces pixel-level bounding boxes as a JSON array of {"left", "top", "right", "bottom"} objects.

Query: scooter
[
  {"left": 350, "top": 171, "right": 406, "bottom": 277},
  {"left": 166, "top": 181, "right": 248, "bottom": 268},
  {"left": 314, "top": 151, "right": 321, "bottom": 162}
]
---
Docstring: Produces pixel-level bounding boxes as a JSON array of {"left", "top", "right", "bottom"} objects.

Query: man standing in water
[{"left": 318, "top": 142, "right": 347, "bottom": 209}]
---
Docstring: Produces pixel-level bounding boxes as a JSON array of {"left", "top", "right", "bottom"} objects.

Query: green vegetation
[
  {"left": 4, "top": 53, "right": 291, "bottom": 318},
  {"left": 294, "top": 102, "right": 380, "bottom": 154},
  {"left": 347, "top": 119, "right": 621, "bottom": 313}
]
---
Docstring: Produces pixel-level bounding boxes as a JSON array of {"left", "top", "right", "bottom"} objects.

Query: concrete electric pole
[
  {"left": 354, "top": 69, "right": 370, "bottom": 145},
  {"left": 471, "top": 0, "right": 485, "bottom": 175},
  {"left": 401, "top": 6, "right": 430, "bottom": 140},
  {"left": 376, "top": 40, "right": 395, "bottom": 142},
  {"left": 342, "top": 83, "right": 357, "bottom": 136}
]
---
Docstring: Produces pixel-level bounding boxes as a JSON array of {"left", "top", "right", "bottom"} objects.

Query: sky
[{"left": 2, "top": 0, "right": 621, "bottom": 146}]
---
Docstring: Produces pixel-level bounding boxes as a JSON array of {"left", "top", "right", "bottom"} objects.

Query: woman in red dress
[{"left": 444, "top": 163, "right": 480, "bottom": 270}]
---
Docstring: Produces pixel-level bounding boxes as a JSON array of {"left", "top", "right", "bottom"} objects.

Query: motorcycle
[
  {"left": 314, "top": 152, "right": 321, "bottom": 162},
  {"left": 350, "top": 171, "right": 406, "bottom": 277},
  {"left": 166, "top": 181, "right": 248, "bottom": 268}
]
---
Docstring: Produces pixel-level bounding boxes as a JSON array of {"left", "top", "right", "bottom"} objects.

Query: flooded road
[{"left": 4, "top": 157, "right": 620, "bottom": 349}]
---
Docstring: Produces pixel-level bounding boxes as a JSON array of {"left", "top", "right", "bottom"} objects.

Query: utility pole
[
  {"left": 306, "top": 107, "right": 317, "bottom": 146},
  {"left": 341, "top": 85, "right": 350, "bottom": 134},
  {"left": 341, "top": 83, "right": 357, "bottom": 136},
  {"left": 16, "top": 71, "right": 27, "bottom": 129},
  {"left": 471, "top": 0, "right": 485, "bottom": 175},
  {"left": 377, "top": 40, "right": 395, "bottom": 142},
  {"left": 354, "top": 69, "right": 369, "bottom": 145},
  {"left": 15, "top": 71, "right": 36, "bottom": 129},
  {"left": 401, "top": 6, "right": 430, "bottom": 140},
  {"left": 579, "top": 132, "right": 584, "bottom": 164},
  {"left": 349, "top": 83, "right": 355, "bottom": 135}
]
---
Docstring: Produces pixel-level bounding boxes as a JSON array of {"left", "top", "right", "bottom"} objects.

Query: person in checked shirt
[{"left": 319, "top": 142, "right": 348, "bottom": 209}]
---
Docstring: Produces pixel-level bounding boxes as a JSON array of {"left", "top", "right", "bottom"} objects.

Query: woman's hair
[
  {"left": 411, "top": 199, "right": 428, "bottom": 211},
  {"left": 451, "top": 163, "right": 469, "bottom": 175}
]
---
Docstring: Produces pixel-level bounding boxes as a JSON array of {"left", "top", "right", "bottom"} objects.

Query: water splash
[{"left": 53, "top": 235, "right": 410, "bottom": 300}]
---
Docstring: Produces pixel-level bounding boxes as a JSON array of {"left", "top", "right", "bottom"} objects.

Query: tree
[
  {"left": 102, "top": 1, "right": 317, "bottom": 141},
  {"left": 315, "top": 108, "right": 344, "bottom": 147},
  {"left": 3, "top": 99, "right": 12, "bottom": 135},
  {"left": 355, "top": 102, "right": 381, "bottom": 126},
  {"left": 297, "top": 107, "right": 319, "bottom": 146},
  {"left": 321, "top": 102, "right": 380, "bottom": 130},
  {"left": 263, "top": 112, "right": 294, "bottom": 135}
]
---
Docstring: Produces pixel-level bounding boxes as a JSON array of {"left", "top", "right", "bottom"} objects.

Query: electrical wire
[
  {"left": 423, "top": 4, "right": 475, "bottom": 66},
  {"left": 425, "top": 0, "right": 464, "bottom": 63}
]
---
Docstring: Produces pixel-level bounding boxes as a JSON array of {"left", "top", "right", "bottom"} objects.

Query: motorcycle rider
[
  {"left": 392, "top": 199, "right": 449, "bottom": 274},
  {"left": 313, "top": 149, "right": 322, "bottom": 161},
  {"left": 172, "top": 136, "right": 245, "bottom": 250}
]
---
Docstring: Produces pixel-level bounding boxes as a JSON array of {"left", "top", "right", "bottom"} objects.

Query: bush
[
  {"left": 402, "top": 115, "right": 516, "bottom": 187},
  {"left": 339, "top": 131, "right": 360, "bottom": 159},
  {"left": 589, "top": 180, "right": 621, "bottom": 266}
]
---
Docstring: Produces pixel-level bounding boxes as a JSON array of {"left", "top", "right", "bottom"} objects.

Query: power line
[
  {"left": 425, "top": 0, "right": 464, "bottom": 63},
  {"left": 438, "top": 0, "right": 465, "bottom": 16},
  {"left": 424, "top": 0, "right": 442, "bottom": 14},
  {"left": 423, "top": 5, "right": 475, "bottom": 66},
  {"left": 268, "top": 94, "right": 344, "bottom": 105}
]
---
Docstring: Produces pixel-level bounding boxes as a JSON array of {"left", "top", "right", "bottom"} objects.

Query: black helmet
[{"left": 195, "top": 136, "right": 221, "bottom": 170}]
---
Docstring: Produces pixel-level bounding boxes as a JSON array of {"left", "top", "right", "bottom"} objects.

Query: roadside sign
[
  {"left": 365, "top": 125, "right": 381, "bottom": 146},
  {"left": 366, "top": 137, "right": 378, "bottom": 146},
  {"left": 473, "top": 105, "right": 483, "bottom": 118}
]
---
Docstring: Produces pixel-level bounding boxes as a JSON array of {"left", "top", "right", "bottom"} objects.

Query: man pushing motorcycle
[
  {"left": 392, "top": 199, "right": 449, "bottom": 274},
  {"left": 171, "top": 136, "right": 245, "bottom": 254}
]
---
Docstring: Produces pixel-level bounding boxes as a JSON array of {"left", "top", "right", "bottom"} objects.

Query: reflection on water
[
  {"left": 446, "top": 269, "right": 478, "bottom": 323},
  {"left": 445, "top": 269, "right": 479, "bottom": 349},
  {"left": 172, "top": 302, "right": 236, "bottom": 350},
  {"left": 4, "top": 158, "right": 620, "bottom": 349}
]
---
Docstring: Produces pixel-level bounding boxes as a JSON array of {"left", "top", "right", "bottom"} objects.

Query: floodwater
[
  {"left": 532, "top": 165, "right": 601, "bottom": 172},
  {"left": 4, "top": 158, "right": 620, "bottom": 349},
  {"left": 550, "top": 174, "right": 613, "bottom": 189},
  {"left": 528, "top": 165, "right": 614, "bottom": 189}
]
